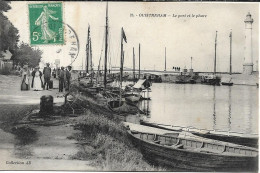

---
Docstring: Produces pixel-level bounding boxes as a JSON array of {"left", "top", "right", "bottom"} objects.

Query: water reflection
[
  {"left": 138, "top": 83, "right": 258, "bottom": 134},
  {"left": 228, "top": 86, "right": 232, "bottom": 131},
  {"left": 213, "top": 86, "right": 216, "bottom": 130},
  {"left": 138, "top": 98, "right": 151, "bottom": 117},
  {"left": 244, "top": 87, "right": 253, "bottom": 134}
]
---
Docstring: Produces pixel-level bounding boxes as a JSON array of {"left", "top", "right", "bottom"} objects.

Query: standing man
[
  {"left": 43, "top": 63, "right": 51, "bottom": 90},
  {"left": 65, "top": 66, "right": 72, "bottom": 91},
  {"left": 59, "top": 66, "right": 65, "bottom": 92}
]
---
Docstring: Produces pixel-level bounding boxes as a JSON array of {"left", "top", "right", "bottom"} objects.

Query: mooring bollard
[{"left": 40, "top": 95, "right": 54, "bottom": 116}]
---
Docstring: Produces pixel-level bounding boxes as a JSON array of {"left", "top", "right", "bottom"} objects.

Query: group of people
[
  {"left": 20, "top": 63, "right": 72, "bottom": 92},
  {"left": 21, "top": 63, "right": 52, "bottom": 91},
  {"left": 57, "top": 66, "right": 72, "bottom": 92}
]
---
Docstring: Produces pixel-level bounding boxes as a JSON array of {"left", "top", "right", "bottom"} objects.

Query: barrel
[{"left": 40, "top": 95, "right": 54, "bottom": 116}]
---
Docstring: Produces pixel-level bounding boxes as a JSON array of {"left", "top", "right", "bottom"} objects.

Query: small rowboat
[
  {"left": 128, "top": 130, "right": 258, "bottom": 171},
  {"left": 143, "top": 120, "right": 259, "bottom": 148},
  {"left": 124, "top": 93, "right": 141, "bottom": 103},
  {"left": 140, "top": 120, "right": 258, "bottom": 148},
  {"left": 107, "top": 99, "right": 141, "bottom": 115}
]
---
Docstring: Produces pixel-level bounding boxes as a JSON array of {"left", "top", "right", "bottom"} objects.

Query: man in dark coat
[
  {"left": 43, "top": 63, "right": 51, "bottom": 90},
  {"left": 65, "top": 66, "right": 72, "bottom": 91},
  {"left": 59, "top": 66, "right": 65, "bottom": 92}
]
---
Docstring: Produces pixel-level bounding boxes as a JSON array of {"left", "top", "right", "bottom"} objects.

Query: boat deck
[{"left": 125, "top": 122, "right": 258, "bottom": 157}]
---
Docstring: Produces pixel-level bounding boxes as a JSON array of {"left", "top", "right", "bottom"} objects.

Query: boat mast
[
  {"left": 119, "top": 28, "right": 124, "bottom": 105},
  {"left": 138, "top": 43, "right": 140, "bottom": 79},
  {"left": 90, "top": 37, "right": 93, "bottom": 83},
  {"left": 86, "top": 25, "right": 90, "bottom": 73},
  {"left": 214, "top": 31, "right": 217, "bottom": 75},
  {"left": 104, "top": 2, "right": 108, "bottom": 89},
  {"left": 229, "top": 30, "right": 232, "bottom": 75},
  {"left": 97, "top": 53, "right": 102, "bottom": 84},
  {"left": 191, "top": 57, "right": 193, "bottom": 69},
  {"left": 82, "top": 50, "right": 84, "bottom": 70},
  {"left": 133, "top": 47, "right": 135, "bottom": 83},
  {"left": 164, "top": 47, "right": 166, "bottom": 71}
]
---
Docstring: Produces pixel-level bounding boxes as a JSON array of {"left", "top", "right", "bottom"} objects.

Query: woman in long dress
[
  {"left": 21, "top": 65, "right": 30, "bottom": 91},
  {"left": 31, "top": 66, "right": 43, "bottom": 91}
]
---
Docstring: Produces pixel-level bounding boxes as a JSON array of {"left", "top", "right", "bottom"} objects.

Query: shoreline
[{"left": 0, "top": 81, "right": 165, "bottom": 171}]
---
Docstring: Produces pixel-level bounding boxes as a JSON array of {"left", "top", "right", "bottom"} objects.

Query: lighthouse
[{"left": 243, "top": 12, "right": 254, "bottom": 75}]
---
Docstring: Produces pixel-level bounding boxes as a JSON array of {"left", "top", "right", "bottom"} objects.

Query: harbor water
[{"left": 138, "top": 83, "right": 258, "bottom": 134}]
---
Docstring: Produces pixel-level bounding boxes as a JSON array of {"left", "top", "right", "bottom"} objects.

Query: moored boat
[
  {"left": 140, "top": 120, "right": 258, "bottom": 148},
  {"left": 221, "top": 30, "right": 233, "bottom": 87},
  {"left": 221, "top": 82, "right": 234, "bottom": 86},
  {"left": 124, "top": 92, "right": 141, "bottom": 103},
  {"left": 201, "top": 31, "right": 221, "bottom": 86},
  {"left": 175, "top": 80, "right": 189, "bottom": 84},
  {"left": 107, "top": 99, "right": 140, "bottom": 115},
  {"left": 192, "top": 130, "right": 258, "bottom": 148},
  {"left": 127, "top": 130, "right": 258, "bottom": 171},
  {"left": 201, "top": 75, "right": 221, "bottom": 86}
]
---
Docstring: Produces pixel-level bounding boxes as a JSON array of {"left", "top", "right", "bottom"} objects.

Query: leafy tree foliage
[
  {"left": 0, "top": 1, "right": 19, "bottom": 55},
  {"left": 0, "top": 1, "right": 11, "bottom": 13},
  {"left": 0, "top": 1, "right": 42, "bottom": 68},
  {"left": 12, "top": 42, "right": 43, "bottom": 67}
]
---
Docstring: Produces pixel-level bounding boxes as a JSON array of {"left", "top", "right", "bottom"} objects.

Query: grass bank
[
  {"left": 68, "top": 82, "right": 164, "bottom": 171},
  {"left": 70, "top": 112, "right": 163, "bottom": 171},
  {"left": 0, "top": 104, "right": 39, "bottom": 131}
]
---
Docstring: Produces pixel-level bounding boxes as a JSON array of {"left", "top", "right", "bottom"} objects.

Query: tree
[
  {"left": 0, "top": 1, "right": 42, "bottom": 68},
  {"left": 12, "top": 42, "right": 42, "bottom": 67},
  {"left": 0, "top": 1, "right": 11, "bottom": 13},
  {"left": 0, "top": 1, "right": 19, "bottom": 57}
]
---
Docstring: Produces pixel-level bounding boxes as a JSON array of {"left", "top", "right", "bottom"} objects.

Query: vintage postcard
[{"left": 0, "top": 1, "right": 259, "bottom": 172}]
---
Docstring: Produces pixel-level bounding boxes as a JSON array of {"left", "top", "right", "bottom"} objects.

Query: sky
[{"left": 5, "top": 2, "right": 259, "bottom": 73}]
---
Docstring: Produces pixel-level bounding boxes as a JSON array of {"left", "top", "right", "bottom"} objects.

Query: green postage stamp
[{"left": 28, "top": 2, "right": 64, "bottom": 45}]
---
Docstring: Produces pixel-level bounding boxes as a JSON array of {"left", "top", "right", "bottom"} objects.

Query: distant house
[{"left": 0, "top": 50, "right": 13, "bottom": 70}]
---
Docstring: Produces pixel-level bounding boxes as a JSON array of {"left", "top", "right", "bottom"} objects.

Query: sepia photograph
[{"left": 0, "top": 1, "right": 259, "bottom": 171}]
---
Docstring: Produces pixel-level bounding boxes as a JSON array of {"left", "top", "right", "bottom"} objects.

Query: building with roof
[{"left": 0, "top": 50, "right": 13, "bottom": 71}]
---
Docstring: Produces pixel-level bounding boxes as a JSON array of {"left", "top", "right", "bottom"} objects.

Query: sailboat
[
  {"left": 222, "top": 30, "right": 233, "bottom": 86},
  {"left": 103, "top": 5, "right": 137, "bottom": 113},
  {"left": 201, "top": 31, "right": 221, "bottom": 86},
  {"left": 124, "top": 47, "right": 142, "bottom": 103},
  {"left": 82, "top": 25, "right": 103, "bottom": 93}
]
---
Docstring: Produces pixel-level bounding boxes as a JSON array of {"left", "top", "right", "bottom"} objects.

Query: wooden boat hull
[
  {"left": 221, "top": 82, "right": 233, "bottom": 86},
  {"left": 175, "top": 81, "right": 189, "bottom": 84},
  {"left": 192, "top": 132, "right": 258, "bottom": 148},
  {"left": 124, "top": 93, "right": 141, "bottom": 103},
  {"left": 107, "top": 100, "right": 124, "bottom": 112},
  {"left": 107, "top": 100, "right": 140, "bottom": 115},
  {"left": 128, "top": 130, "right": 258, "bottom": 171},
  {"left": 189, "top": 79, "right": 196, "bottom": 84},
  {"left": 140, "top": 120, "right": 258, "bottom": 148},
  {"left": 201, "top": 78, "right": 221, "bottom": 86},
  {"left": 140, "top": 120, "right": 182, "bottom": 131},
  {"left": 140, "top": 97, "right": 151, "bottom": 101}
]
